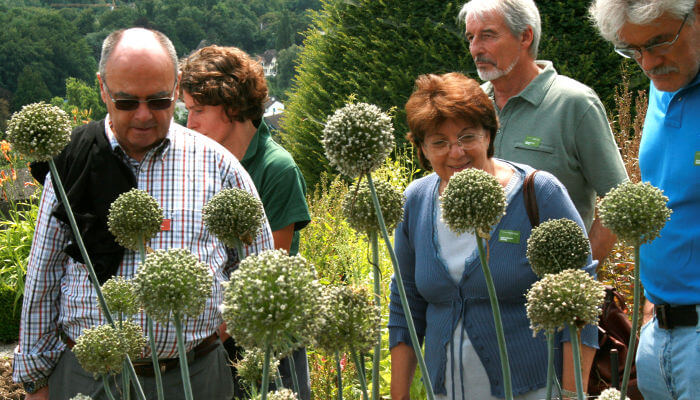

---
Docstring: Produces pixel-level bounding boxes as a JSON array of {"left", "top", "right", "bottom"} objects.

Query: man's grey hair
[
  {"left": 459, "top": 0, "right": 541, "bottom": 59},
  {"left": 99, "top": 28, "right": 178, "bottom": 83},
  {"left": 589, "top": 0, "right": 696, "bottom": 45}
]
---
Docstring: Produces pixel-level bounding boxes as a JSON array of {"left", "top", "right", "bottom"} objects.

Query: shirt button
[{"left": 677, "top": 97, "right": 682, "bottom": 102}]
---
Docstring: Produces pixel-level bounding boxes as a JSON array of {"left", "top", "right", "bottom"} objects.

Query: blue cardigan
[{"left": 388, "top": 162, "right": 598, "bottom": 397}]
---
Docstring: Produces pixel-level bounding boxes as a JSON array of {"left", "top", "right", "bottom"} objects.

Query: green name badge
[
  {"left": 695, "top": 151, "right": 700, "bottom": 166},
  {"left": 499, "top": 230, "right": 521, "bottom": 244},
  {"left": 523, "top": 136, "right": 542, "bottom": 147}
]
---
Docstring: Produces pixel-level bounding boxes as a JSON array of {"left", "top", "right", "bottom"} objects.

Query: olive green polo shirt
[
  {"left": 483, "top": 61, "right": 628, "bottom": 230},
  {"left": 241, "top": 121, "right": 310, "bottom": 254}
]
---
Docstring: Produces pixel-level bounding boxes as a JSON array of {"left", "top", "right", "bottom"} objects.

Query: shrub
[{"left": 0, "top": 284, "right": 20, "bottom": 342}]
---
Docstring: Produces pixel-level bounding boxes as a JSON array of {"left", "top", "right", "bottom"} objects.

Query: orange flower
[{"left": 11, "top": 168, "right": 16, "bottom": 181}]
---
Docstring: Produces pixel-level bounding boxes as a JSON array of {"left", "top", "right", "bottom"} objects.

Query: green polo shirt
[
  {"left": 483, "top": 61, "right": 628, "bottom": 230},
  {"left": 241, "top": 121, "right": 310, "bottom": 255}
]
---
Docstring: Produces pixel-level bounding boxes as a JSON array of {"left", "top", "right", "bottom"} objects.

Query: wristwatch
[{"left": 23, "top": 377, "right": 48, "bottom": 394}]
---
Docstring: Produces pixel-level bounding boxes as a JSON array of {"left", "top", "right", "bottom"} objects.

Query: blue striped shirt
[{"left": 14, "top": 117, "right": 273, "bottom": 382}]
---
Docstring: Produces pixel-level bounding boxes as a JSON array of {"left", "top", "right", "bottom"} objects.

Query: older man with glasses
[
  {"left": 590, "top": 1, "right": 700, "bottom": 399},
  {"left": 14, "top": 27, "right": 273, "bottom": 399}
]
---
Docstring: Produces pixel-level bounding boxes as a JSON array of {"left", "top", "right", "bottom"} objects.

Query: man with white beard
[{"left": 459, "top": 0, "right": 628, "bottom": 268}]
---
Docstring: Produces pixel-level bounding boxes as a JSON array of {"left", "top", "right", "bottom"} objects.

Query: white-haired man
[
  {"left": 459, "top": 0, "right": 628, "bottom": 268},
  {"left": 590, "top": 1, "right": 700, "bottom": 399}
]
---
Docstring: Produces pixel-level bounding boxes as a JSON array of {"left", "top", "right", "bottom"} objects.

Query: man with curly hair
[{"left": 180, "top": 45, "right": 311, "bottom": 400}]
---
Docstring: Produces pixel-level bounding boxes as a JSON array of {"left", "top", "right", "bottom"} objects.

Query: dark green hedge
[{"left": 0, "top": 284, "right": 21, "bottom": 342}]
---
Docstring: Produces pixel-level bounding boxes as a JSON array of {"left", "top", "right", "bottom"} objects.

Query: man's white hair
[
  {"left": 459, "top": 0, "right": 541, "bottom": 59},
  {"left": 589, "top": 0, "right": 696, "bottom": 45}
]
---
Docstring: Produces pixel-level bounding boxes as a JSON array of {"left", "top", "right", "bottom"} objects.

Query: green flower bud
[
  {"left": 108, "top": 188, "right": 163, "bottom": 251},
  {"left": 526, "top": 269, "right": 605, "bottom": 335},
  {"left": 440, "top": 168, "right": 505, "bottom": 235},
  {"left": 599, "top": 181, "right": 671, "bottom": 245},
  {"left": 72, "top": 321, "right": 146, "bottom": 378},
  {"left": 342, "top": 179, "right": 404, "bottom": 235},
  {"left": 203, "top": 188, "right": 265, "bottom": 246},
  {"left": 233, "top": 347, "right": 280, "bottom": 389},
  {"left": 5, "top": 102, "right": 71, "bottom": 161},
  {"left": 315, "top": 284, "right": 381, "bottom": 355},
  {"left": 598, "top": 388, "right": 630, "bottom": 400},
  {"left": 134, "top": 248, "right": 212, "bottom": 324},
  {"left": 322, "top": 102, "right": 394, "bottom": 178},
  {"left": 526, "top": 218, "right": 590, "bottom": 278},
  {"left": 100, "top": 276, "right": 140, "bottom": 317},
  {"left": 222, "top": 249, "right": 320, "bottom": 355}
]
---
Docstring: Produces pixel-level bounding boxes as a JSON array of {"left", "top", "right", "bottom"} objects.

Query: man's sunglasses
[{"left": 103, "top": 82, "right": 178, "bottom": 111}]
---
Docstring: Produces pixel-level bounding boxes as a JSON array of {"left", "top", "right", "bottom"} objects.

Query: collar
[
  {"left": 241, "top": 120, "right": 271, "bottom": 164},
  {"left": 104, "top": 114, "right": 173, "bottom": 161},
  {"left": 483, "top": 60, "right": 557, "bottom": 108}
]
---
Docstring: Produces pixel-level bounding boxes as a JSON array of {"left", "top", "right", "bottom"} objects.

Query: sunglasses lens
[
  {"left": 114, "top": 100, "right": 140, "bottom": 111},
  {"left": 148, "top": 98, "right": 172, "bottom": 110}
]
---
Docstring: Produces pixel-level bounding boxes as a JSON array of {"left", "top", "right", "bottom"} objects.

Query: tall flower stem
[
  {"left": 335, "top": 351, "right": 344, "bottom": 400},
  {"left": 369, "top": 231, "right": 381, "bottom": 400},
  {"left": 288, "top": 351, "right": 300, "bottom": 395},
  {"left": 352, "top": 351, "right": 370, "bottom": 400},
  {"left": 138, "top": 241, "right": 164, "bottom": 400},
  {"left": 620, "top": 244, "right": 641, "bottom": 400},
  {"left": 568, "top": 326, "right": 585, "bottom": 400},
  {"left": 366, "top": 174, "right": 435, "bottom": 400},
  {"left": 545, "top": 331, "right": 555, "bottom": 400},
  {"left": 103, "top": 375, "right": 117, "bottom": 400},
  {"left": 173, "top": 314, "right": 194, "bottom": 400},
  {"left": 48, "top": 160, "right": 146, "bottom": 400},
  {"left": 475, "top": 236, "right": 513, "bottom": 400},
  {"left": 260, "top": 344, "right": 272, "bottom": 400},
  {"left": 274, "top": 369, "right": 284, "bottom": 389}
]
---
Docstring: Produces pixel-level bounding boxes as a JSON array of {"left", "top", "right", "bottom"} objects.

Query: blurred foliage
[{"left": 597, "top": 65, "right": 648, "bottom": 311}]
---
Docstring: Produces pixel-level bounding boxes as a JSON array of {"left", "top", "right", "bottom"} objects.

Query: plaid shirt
[{"left": 13, "top": 118, "right": 273, "bottom": 382}]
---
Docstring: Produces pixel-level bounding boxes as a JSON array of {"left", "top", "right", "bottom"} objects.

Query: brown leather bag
[
  {"left": 523, "top": 171, "right": 642, "bottom": 399},
  {"left": 587, "top": 287, "right": 643, "bottom": 399}
]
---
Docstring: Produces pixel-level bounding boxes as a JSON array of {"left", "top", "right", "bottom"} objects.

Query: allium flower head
[
  {"left": 233, "top": 347, "right": 280, "bottom": 388},
  {"left": 252, "top": 389, "right": 299, "bottom": 400},
  {"left": 72, "top": 321, "right": 146, "bottom": 378},
  {"left": 134, "top": 248, "right": 212, "bottom": 323},
  {"left": 5, "top": 102, "right": 71, "bottom": 161},
  {"left": 526, "top": 218, "right": 590, "bottom": 277},
  {"left": 203, "top": 188, "right": 265, "bottom": 246},
  {"left": 100, "top": 276, "right": 140, "bottom": 317},
  {"left": 526, "top": 269, "right": 605, "bottom": 335},
  {"left": 70, "top": 394, "right": 94, "bottom": 400},
  {"left": 342, "top": 180, "right": 404, "bottom": 235},
  {"left": 598, "top": 388, "right": 630, "bottom": 400},
  {"left": 315, "top": 284, "right": 381, "bottom": 354},
  {"left": 222, "top": 249, "right": 320, "bottom": 355},
  {"left": 599, "top": 181, "right": 671, "bottom": 245},
  {"left": 440, "top": 168, "right": 506, "bottom": 235},
  {"left": 322, "top": 102, "right": 394, "bottom": 178},
  {"left": 108, "top": 188, "right": 163, "bottom": 251}
]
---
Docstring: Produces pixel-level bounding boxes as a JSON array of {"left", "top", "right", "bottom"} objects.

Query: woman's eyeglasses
[
  {"left": 424, "top": 133, "right": 484, "bottom": 155},
  {"left": 103, "top": 82, "right": 178, "bottom": 111}
]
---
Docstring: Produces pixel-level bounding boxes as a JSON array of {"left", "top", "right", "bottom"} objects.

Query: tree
[
  {"left": 0, "top": 7, "right": 96, "bottom": 109},
  {"left": 64, "top": 77, "right": 107, "bottom": 121},
  {"left": 280, "top": 0, "right": 472, "bottom": 189},
  {"left": 268, "top": 44, "right": 301, "bottom": 101},
  {"left": 13, "top": 66, "right": 51, "bottom": 109}
]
